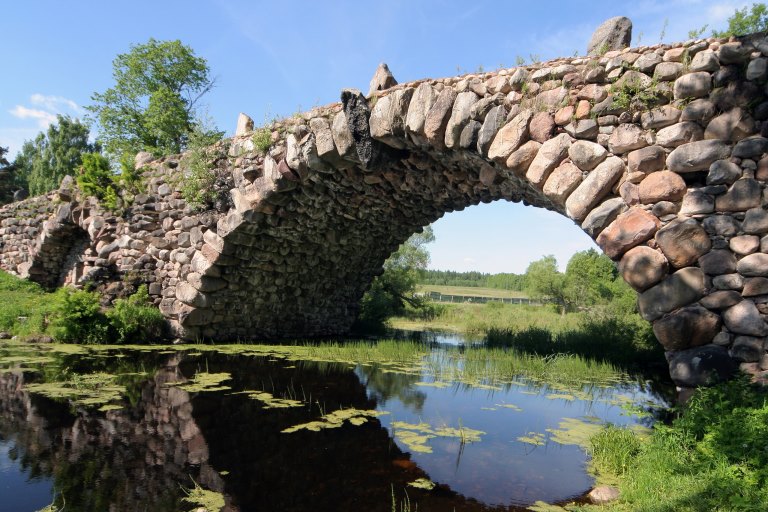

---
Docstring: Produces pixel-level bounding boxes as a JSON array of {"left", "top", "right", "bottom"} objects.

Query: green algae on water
[
  {"left": 167, "top": 372, "right": 232, "bottom": 393},
  {"left": 237, "top": 390, "right": 303, "bottom": 409},
  {"left": 546, "top": 417, "right": 603, "bottom": 448},
  {"left": 517, "top": 432, "right": 546, "bottom": 446},
  {"left": 282, "top": 408, "right": 389, "bottom": 433},
  {"left": 182, "top": 482, "right": 225, "bottom": 512},
  {"left": 392, "top": 420, "right": 486, "bottom": 454},
  {"left": 24, "top": 372, "right": 126, "bottom": 408},
  {"left": 527, "top": 501, "right": 569, "bottom": 512}
]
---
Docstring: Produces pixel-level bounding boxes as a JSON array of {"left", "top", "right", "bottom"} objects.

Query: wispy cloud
[
  {"left": 9, "top": 105, "right": 58, "bottom": 128},
  {"left": 9, "top": 94, "right": 82, "bottom": 129},
  {"left": 30, "top": 94, "right": 83, "bottom": 114}
]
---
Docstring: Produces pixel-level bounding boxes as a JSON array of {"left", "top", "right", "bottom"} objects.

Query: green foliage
[
  {"left": 76, "top": 152, "right": 115, "bottom": 201},
  {"left": 688, "top": 25, "right": 709, "bottom": 39},
  {"left": 53, "top": 289, "right": 110, "bottom": 344},
  {"left": 13, "top": 115, "right": 99, "bottom": 196},
  {"left": 357, "top": 227, "right": 436, "bottom": 330},
  {"left": 713, "top": 3, "right": 768, "bottom": 37},
  {"left": 107, "top": 285, "right": 165, "bottom": 343},
  {"left": 88, "top": 38, "right": 214, "bottom": 161},
  {"left": 0, "top": 270, "right": 58, "bottom": 336},
  {"left": 418, "top": 269, "right": 526, "bottom": 290},
  {"left": 610, "top": 75, "right": 663, "bottom": 113},
  {"left": 524, "top": 255, "right": 568, "bottom": 313},
  {"left": 179, "top": 119, "right": 225, "bottom": 209},
  {"left": 252, "top": 127, "right": 272, "bottom": 154},
  {"left": 589, "top": 378, "right": 768, "bottom": 511}
]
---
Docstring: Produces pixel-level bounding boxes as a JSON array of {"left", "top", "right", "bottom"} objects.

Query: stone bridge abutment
[{"left": 4, "top": 28, "right": 768, "bottom": 387}]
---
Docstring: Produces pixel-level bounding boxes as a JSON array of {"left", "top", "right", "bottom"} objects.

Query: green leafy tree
[
  {"left": 0, "top": 146, "right": 16, "bottom": 204},
  {"left": 563, "top": 249, "right": 617, "bottom": 308},
  {"left": 13, "top": 116, "right": 98, "bottom": 196},
  {"left": 358, "top": 227, "right": 435, "bottom": 329},
  {"left": 88, "top": 38, "right": 215, "bottom": 161},
  {"left": 524, "top": 255, "right": 568, "bottom": 314},
  {"left": 713, "top": 3, "right": 768, "bottom": 37}
]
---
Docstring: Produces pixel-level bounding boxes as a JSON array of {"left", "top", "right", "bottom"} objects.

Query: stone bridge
[{"left": 3, "top": 27, "right": 768, "bottom": 387}]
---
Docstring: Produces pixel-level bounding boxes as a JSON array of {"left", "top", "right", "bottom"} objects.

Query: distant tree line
[{"left": 417, "top": 269, "right": 526, "bottom": 291}]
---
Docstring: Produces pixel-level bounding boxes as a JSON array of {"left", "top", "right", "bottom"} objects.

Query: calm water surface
[{"left": 0, "top": 334, "right": 670, "bottom": 512}]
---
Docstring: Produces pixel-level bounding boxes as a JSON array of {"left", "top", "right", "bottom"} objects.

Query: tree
[
  {"left": 0, "top": 146, "right": 16, "bottom": 204},
  {"left": 713, "top": 3, "right": 768, "bottom": 37},
  {"left": 357, "top": 226, "right": 435, "bottom": 329},
  {"left": 524, "top": 255, "right": 568, "bottom": 314},
  {"left": 563, "top": 249, "right": 617, "bottom": 308},
  {"left": 88, "top": 38, "right": 215, "bottom": 161},
  {"left": 13, "top": 116, "right": 98, "bottom": 196}
]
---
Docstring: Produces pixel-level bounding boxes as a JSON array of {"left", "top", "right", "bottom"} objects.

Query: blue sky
[{"left": 1, "top": 1, "right": 744, "bottom": 273}]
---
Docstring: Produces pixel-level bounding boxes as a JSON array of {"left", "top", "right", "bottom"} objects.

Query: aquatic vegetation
[
  {"left": 167, "top": 372, "right": 232, "bottom": 393},
  {"left": 98, "top": 404, "right": 124, "bottom": 412},
  {"left": 25, "top": 372, "right": 126, "bottom": 408},
  {"left": 182, "top": 481, "right": 225, "bottom": 511},
  {"left": 527, "top": 501, "right": 568, "bottom": 512},
  {"left": 392, "top": 420, "right": 485, "bottom": 454},
  {"left": 546, "top": 417, "right": 603, "bottom": 448},
  {"left": 237, "top": 390, "right": 303, "bottom": 409},
  {"left": 282, "top": 408, "right": 389, "bottom": 433},
  {"left": 407, "top": 478, "right": 435, "bottom": 490},
  {"left": 517, "top": 432, "right": 546, "bottom": 446},
  {"left": 496, "top": 403, "right": 522, "bottom": 412},
  {"left": 414, "top": 381, "right": 450, "bottom": 388}
]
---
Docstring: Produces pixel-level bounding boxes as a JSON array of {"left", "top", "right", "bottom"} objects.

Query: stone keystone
[
  {"left": 587, "top": 17, "right": 632, "bottom": 56},
  {"left": 368, "top": 63, "right": 397, "bottom": 96}
]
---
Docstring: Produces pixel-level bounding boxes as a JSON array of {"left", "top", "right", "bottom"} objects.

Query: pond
[{"left": 0, "top": 335, "right": 671, "bottom": 512}]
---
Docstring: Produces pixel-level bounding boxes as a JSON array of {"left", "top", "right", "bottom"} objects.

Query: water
[{"left": 0, "top": 335, "right": 670, "bottom": 512}]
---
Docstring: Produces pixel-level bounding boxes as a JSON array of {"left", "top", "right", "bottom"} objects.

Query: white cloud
[
  {"left": 9, "top": 105, "right": 58, "bottom": 128},
  {"left": 29, "top": 94, "right": 83, "bottom": 114},
  {"left": 463, "top": 257, "right": 477, "bottom": 264}
]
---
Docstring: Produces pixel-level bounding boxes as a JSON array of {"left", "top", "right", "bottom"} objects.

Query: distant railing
[{"left": 422, "top": 291, "right": 542, "bottom": 305}]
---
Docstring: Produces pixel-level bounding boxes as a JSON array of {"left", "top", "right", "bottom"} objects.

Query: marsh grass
[{"left": 586, "top": 378, "right": 768, "bottom": 511}]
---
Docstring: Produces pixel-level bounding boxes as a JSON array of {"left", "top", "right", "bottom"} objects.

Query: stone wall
[{"left": 3, "top": 30, "right": 768, "bottom": 387}]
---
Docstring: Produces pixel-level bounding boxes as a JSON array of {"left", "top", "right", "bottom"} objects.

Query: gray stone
[
  {"left": 564, "top": 119, "right": 599, "bottom": 140},
  {"left": 505, "top": 140, "right": 541, "bottom": 176},
  {"left": 369, "top": 88, "right": 414, "bottom": 149},
  {"left": 743, "top": 208, "right": 768, "bottom": 234},
  {"left": 743, "top": 277, "right": 768, "bottom": 297},
  {"left": 568, "top": 140, "right": 607, "bottom": 171},
  {"left": 655, "top": 62, "right": 684, "bottom": 81},
  {"left": 627, "top": 145, "right": 666, "bottom": 173},
  {"left": 235, "top": 113, "right": 254, "bottom": 136},
  {"left": 680, "top": 190, "right": 715, "bottom": 215},
  {"left": 655, "top": 219, "right": 712, "bottom": 269},
  {"left": 470, "top": 93, "right": 504, "bottom": 120},
  {"left": 747, "top": 57, "right": 768, "bottom": 81},
  {"left": 707, "top": 160, "right": 742, "bottom": 186},
  {"left": 424, "top": 88, "right": 458, "bottom": 149},
  {"left": 731, "top": 336, "right": 765, "bottom": 362},
  {"left": 713, "top": 273, "right": 745, "bottom": 290},
  {"left": 737, "top": 253, "right": 768, "bottom": 277},
  {"left": 732, "top": 136, "right": 768, "bottom": 159},
  {"left": 459, "top": 120, "right": 482, "bottom": 149},
  {"left": 477, "top": 104, "right": 507, "bottom": 156},
  {"left": 641, "top": 106, "right": 681, "bottom": 130},
  {"left": 723, "top": 300, "right": 768, "bottom": 336},
  {"left": 444, "top": 91, "right": 479, "bottom": 149},
  {"left": 529, "top": 112, "right": 555, "bottom": 143},
  {"left": 700, "top": 290, "right": 742, "bottom": 310},
  {"left": 331, "top": 111, "right": 358, "bottom": 160},
  {"left": 681, "top": 99, "right": 716, "bottom": 124},
  {"left": 596, "top": 208, "right": 661, "bottom": 259},
  {"left": 667, "top": 140, "right": 732, "bottom": 173},
  {"left": 634, "top": 52, "right": 662, "bottom": 73},
  {"left": 653, "top": 305, "right": 721, "bottom": 350},
  {"left": 566, "top": 156, "right": 625, "bottom": 222},
  {"left": 718, "top": 42, "right": 751, "bottom": 64},
  {"left": 581, "top": 197, "right": 627, "bottom": 238},
  {"left": 673, "top": 72, "right": 712, "bottom": 100},
  {"left": 638, "top": 267, "right": 706, "bottom": 321},
  {"left": 587, "top": 17, "right": 632, "bottom": 56},
  {"left": 715, "top": 179, "right": 762, "bottom": 212},
  {"left": 689, "top": 50, "right": 720, "bottom": 72},
  {"left": 656, "top": 122, "right": 703, "bottom": 148},
  {"left": 704, "top": 108, "right": 755, "bottom": 142},
  {"left": 608, "top": 124, "right": 649, "bottom": 154},
  {"left": 668, "top": 345, "right": 736, "bottom": 387},
  {"left": 186, "top": 272, "right": 227, "bottom": 293},
  {"left": 618, "top": 245, "right": 669, "bottom": 291},
  {"left": 405, "top": 83, "right": 437, "bottom": 136},
  {"left": 703, "top": 215, "right": 741, "bottom": 236},
  {"left": 368, "top": 63, "right": 397, "bottom": 96},
  {"left": 652, "top": 201, "right": 678, "bottom": 217},
  {"left": 543, "top": 161, "right": 582, "bottom": 204},
  {"left": 488, "top": 109, "right": 533, "bottom": 163},
  {"left": 731, "top": 235, "right": 760, "bottom": 255},
  {"left": 588, "top": 486, "right": 620, "bottom": 505},
  {"left": 526, "top": 133, "right": 572, "bottom": 189},
  {"left": 134, "top": 151, "right": 154, "bottom": 170},
  {"left": 698, "top": 249, "right": 737, "bottom": 275}
]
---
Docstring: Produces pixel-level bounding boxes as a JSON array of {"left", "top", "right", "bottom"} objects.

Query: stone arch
[{"left": 166, "top": 34, "right": 768, "bottom": 388}]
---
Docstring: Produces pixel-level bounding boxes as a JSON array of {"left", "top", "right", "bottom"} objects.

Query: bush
[
  {"left": 53, "top": 288, "right": 110, "bottom": 344},
  {"left": 107, "top": 285, "right": 165, "bottom": 343},
  {"left": 76, "top": 153, "right": 114, "bottom": 198}
]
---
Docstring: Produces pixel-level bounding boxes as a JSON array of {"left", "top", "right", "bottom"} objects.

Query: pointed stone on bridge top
[
  {"left": 587, "top": 16, "right": 632, "bottom": 56},
  {"left": 235, "top": 112, "right": 254, "bottom": 136},
  {"left": 368, "top": 63, "right": 398, "bottom": 96}
]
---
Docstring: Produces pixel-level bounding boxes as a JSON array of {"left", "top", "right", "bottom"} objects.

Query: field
[{"left": 417, "top": 284, "right": 528, "bottom": 299}]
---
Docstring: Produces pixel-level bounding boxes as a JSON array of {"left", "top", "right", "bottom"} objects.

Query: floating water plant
[
  {"left": 167, "top": 372, "right": 232, "bottom": 393},
  {"left": 281, "top": 408, "right": 388, "bottom": 433},
  {"left": 392, "top": 420, "right": 486, "bottom": 454},
  {"left": 546, "top": 417, "right": 603, "bottom": 448},
  {"left": 25, "top": 372, "right": 126, "bottom": 408},
  {"left": 182, "top": 481, "right": 225, "bottom": 511},
  {"left": 517, "top": 432, "right": 546, "bottom": 446},
  {"left": 237, "top": 390, "right": 303, "bottom": 409},
  {"left": 527, "top": 501, "right": 568, "bottom": 512},
  {"left": 496, "top": 403, "right": 523, "bottom": 412},
  {"left": 407, "top": 478, "right": 436, "bottom": 490},
  {"left": 415, "top": 381, "right": 450, "bottom": 388}
]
